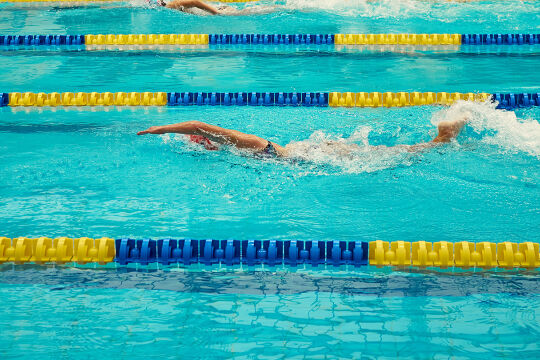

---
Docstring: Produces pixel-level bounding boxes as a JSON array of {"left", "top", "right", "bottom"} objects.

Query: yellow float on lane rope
[
  {"left": 0, "top": 237, "right": 115, "bottom": 264},
  {"left": 85, "top": 34, "right": 209, "bottom": 46},
  {"left": 369, "top": 241, "right": 540, "bottom": 269},
  {"left": 8, "top": 92, "right": 168, "bottom": 107},
  {"left": 329, "top": 92, "right": 490, "bottom": 107},
  {"left": 334, "top": 33, "right": 461, "bottom": 45}
]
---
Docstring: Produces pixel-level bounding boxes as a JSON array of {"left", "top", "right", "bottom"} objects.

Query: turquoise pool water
[
  {"left": 1, "top": 0, "right": 539, "bottom": 34},
  {"left": 1, "top": 267, "right": 540, "bottom": 359},
  {"left": 2, "top": 50, "right": 540, "bottom": 93},
  {"left": 1, "top": 0, "right": 540, "bottom": 93},
  {"left": 1, "top": 103, "right": 540, "bottom": 358},
  {"left": 1, "top": 0, "right": 539, "bottom": 359},
  {"left": 1, "top": 104, "right": 540, "bottom": 241}
]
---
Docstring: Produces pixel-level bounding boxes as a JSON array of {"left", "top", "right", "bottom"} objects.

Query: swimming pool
[{"left": 1, "top": 0, "right": 539, "bottom": 359}]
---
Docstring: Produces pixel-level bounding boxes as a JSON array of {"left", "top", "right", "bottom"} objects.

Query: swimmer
[
  {"left": 149, "top": 0, "right": 278, "bottom": 15},
  {"left": 137, "top": 115, "right": 468, "bottom": 158}
]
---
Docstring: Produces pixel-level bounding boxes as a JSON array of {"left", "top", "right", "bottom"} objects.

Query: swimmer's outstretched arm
[
  {"left": 137, "top": 120, "right": 287, "bottom": 154},
  {"left": 166, "top": 0, "right": 219, "bottom": 14}
]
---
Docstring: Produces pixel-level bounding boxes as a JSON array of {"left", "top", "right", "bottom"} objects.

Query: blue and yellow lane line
[
  {"left": 0, "top": 237, "right": 539, "bottom": 270},
  {"left": 1, "top": 33, "right": 539, "bottom": 47},
  {"left": 1, "top": 92, "right": 539, "bottom": 109}
]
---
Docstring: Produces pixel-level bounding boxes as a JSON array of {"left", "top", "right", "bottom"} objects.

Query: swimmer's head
[{"left": 157, "top": 0, "right": 166, "bottom": 6}]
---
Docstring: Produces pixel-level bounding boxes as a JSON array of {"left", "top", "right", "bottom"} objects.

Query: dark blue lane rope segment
[
  {"left": 0, "top": 93, "right": 9, "bottom": 107},
  {"left": 0, "top": 34, "right": 84, "bottom": 46},
  {"left": 209, "top": 34, "right": 334, "bottom": 45},
  {"left": 114, "top": 239, "right": 369, "bottom": 267},
  {"left": 462, "top": 34, "right": 539, "bottom": 45},
  {"left": 166, "top": 92, "right": 329, "bottom": 107},
  {"left": 493, "top": 93, "right": 540, "bottom": 109}
]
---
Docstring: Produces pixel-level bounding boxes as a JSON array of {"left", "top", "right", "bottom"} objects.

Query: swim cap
[{"left": 188, "top": 135, "right": 219, "bottom": 151}]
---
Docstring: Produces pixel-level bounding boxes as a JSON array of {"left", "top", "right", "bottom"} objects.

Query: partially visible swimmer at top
[
  {"left": 148, "top": 0, "right": 280, "bottom": 15},
  {"left": 137, "top": 115, "right": 469, "bottom": 160}
]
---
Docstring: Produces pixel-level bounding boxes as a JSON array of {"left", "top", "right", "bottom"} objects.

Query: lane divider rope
[
  {"left": 1, "top": 92, "right": 538, "bottom": 109},
  {"left": 1, "top": 34, "right": 540, "bottom": 47},
  {"left": 0, "top": 238, "right": 538, "bottom": 269}
]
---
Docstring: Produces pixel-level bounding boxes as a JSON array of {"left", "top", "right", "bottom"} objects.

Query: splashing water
[
  {"left": 284, "top": 128, "right": 419, "bottom": 174},
  {"left": 283, "top": 0, "right": 429, "bottom": 16},
  {"left": 281, "top": 0, "right": 538, "bottom": 23},
  {"left": 129, "top": 0, "right": 429, "bottom": 16},
  {"left": 160, "top": 101, "right": 539, "bottom": 175},
  {"left": 127, "top": 0, "right": 153, "bottom": 8},
  {"left": 285, "top": 101, "right": 540, "bottom": 175},
  {"left": 432, "top": 101, "right": 540, "bottom": 159}
]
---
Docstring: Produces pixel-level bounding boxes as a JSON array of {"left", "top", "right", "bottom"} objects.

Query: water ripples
[{"left": 1, "top": 267, "right": 540, "bottom": 359}]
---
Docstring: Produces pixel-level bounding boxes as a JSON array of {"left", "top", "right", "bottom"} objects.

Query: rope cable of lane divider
[
  {"left": 0, "top": 237, "right": 539, "bottom": 269},
  {"left": 1, "top": 34, "right": 539, "bottom": 46},
  {"left": 2, "top": 92, "right": 539, "bottom": 109}
]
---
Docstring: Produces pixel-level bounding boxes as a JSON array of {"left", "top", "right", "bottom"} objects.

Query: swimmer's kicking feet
[{"left": 137, "top": 115, "right": 469, "bottom": 158}]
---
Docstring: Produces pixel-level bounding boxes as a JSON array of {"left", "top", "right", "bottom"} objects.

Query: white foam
[
  {"left": 432, "top": 101, "right": 540, "bottom": 159},
  {"left": 287, "top": 102, "right": 540, "bottom": 173},
  {"left": 283, "top": 0, "right": 430, "bottom": 17},
  {"left": 283, "top": 0, "right": 536, "bottom": 22},
  {"left": 126, "top": 0, "right": 146, "bottom": 7},
  {"left": 160, "top": 102, "right": 539, "bottom": 174},
  {"left": 284, "top": 128, "right": 417, "bottom": 174}
]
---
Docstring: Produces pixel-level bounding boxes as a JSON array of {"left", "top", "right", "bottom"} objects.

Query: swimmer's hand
[{"left": 137, "top": 126, "right": 167, "bottom": 135}]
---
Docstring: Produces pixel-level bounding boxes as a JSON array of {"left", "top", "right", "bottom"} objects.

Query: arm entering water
[
  {"left": 137, "top": 120, "right": 286, "bottom": 153},
  {"left": 405, "top": 114, "right": 469, "bottom": 152}
]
